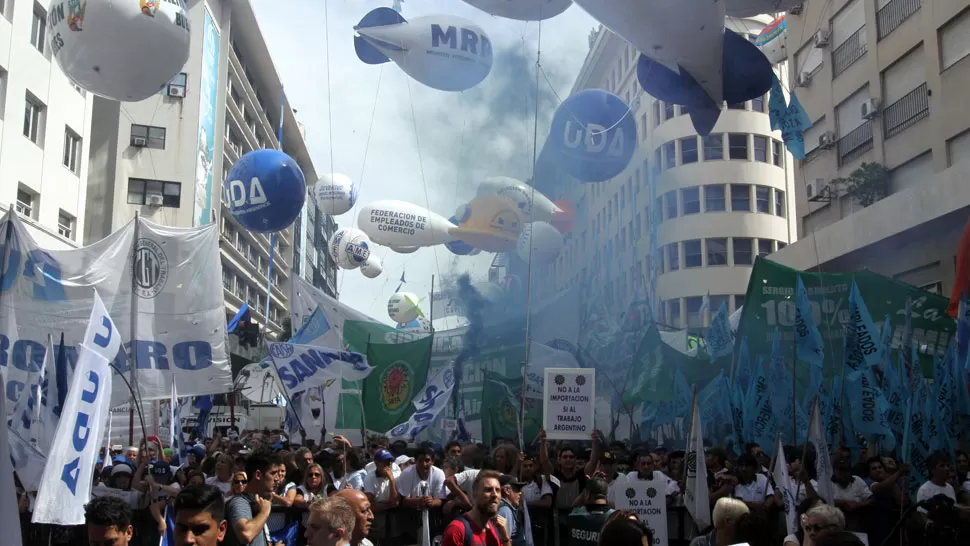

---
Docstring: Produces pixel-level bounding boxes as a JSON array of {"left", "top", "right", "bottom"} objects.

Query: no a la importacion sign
[{"left": 542, "top": 368, "right": 594, "bottom": 440}]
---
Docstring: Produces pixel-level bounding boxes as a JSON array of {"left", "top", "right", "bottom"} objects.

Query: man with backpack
[{"left": 440, "top": 470, "right": 512, "bottom": 546}]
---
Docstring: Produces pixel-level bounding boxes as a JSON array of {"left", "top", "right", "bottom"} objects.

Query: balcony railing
[
  {"left": 883, "top": 83, "right": 929, "bottom": 139},
  {"left": 837, "top": 120, "right": 873, "bottom": 166},
  {"left": 877, "top": 0, "right": 921, "bottom": 40},
  {"left": 832, "top": 27, "right": 867, "bottom": 78}
]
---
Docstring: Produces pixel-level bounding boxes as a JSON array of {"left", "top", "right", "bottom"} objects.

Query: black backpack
[{"left": 458, "top": 514, "right": 496, "bottom": 546}]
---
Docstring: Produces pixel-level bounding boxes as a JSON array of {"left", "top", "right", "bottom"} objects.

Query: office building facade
[
  {"left": 537, "top": 19, "right": 796, "bottom": 333},
  {"left": 85, "top": 0, "right": 337, "bottom": 337},
  {"left": 0, "top": 0, "right": 94, "bottom": 249},
  {"left": 770, "top": 0, "right": 970, "bottom": 296}
]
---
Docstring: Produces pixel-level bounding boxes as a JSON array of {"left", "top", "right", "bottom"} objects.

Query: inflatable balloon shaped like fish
[
  {"left": 354, "top": 8, "right": 492, "bottom": 92},
  {"left": 358, "top": 200, "right": 459, "bottom": 248},
  {"left": 449, "top": 195, "right": 524, "bottom": 253},
  {"left": 360, "top": 255, "right": 383, "bottom": 279},
  {"left": 572, "top": 0, "right": 773, "bottom": 136},
  {"left": 444, "top": 216, "right": 478, "bottom": 256},
  {"left": 462, "top": 0, "right": 572, "bottom": 21},
  {"left": 476, "top": 177, "right": 576, "bottom": 233}
]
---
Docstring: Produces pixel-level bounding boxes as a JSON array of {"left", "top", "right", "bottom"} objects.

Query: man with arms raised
[
  {"left": 85, "top": 496, "right": 134, "bottom": 546},
  {"left": 335, "top": 489, "right": 376, "bottom": 546},
  {"left": 441, "top": 470, "right": 512, "bottom": 546},
  {"left": 305, "top": 497, "right": 357, "bottom": 546},
  {"left": 224, "top": 453, "right": 285, "bottom": 546},
  {"left": 174, "top": 484, "right": 229, "bottom": 546}
]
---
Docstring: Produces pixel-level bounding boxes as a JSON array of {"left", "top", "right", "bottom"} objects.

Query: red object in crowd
[{"left": 948, "top": 216, "right": 970, "bottom": 318}]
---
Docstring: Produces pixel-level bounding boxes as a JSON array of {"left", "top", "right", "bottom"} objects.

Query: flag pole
[
  {"left": 129, "top": 211, "right": 141, "bottom": 446},
  {"left": 360, "top": 334, "right": 371, "bottom": 446},
  {"left": 792, "top": 321, "right": 798, "bottom": 444}
]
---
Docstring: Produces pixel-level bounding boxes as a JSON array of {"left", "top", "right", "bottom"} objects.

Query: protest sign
[{"left": 543, "top": 368, "right": 594, "bottom": 440}]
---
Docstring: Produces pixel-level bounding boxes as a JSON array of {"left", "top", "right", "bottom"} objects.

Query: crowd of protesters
[{"left": 15, "top": 426, "right": 970, "bottom": 546}]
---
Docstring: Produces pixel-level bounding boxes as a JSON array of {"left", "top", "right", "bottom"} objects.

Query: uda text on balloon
[
  {"left": 547, "top": 89, "right": 637, "bottom": 183},
  {"left": 49, "top": 0, "right": 192, "bottom": 102},
  {"left": 223, "top": 149, "right": 307, "bottom": 233}
]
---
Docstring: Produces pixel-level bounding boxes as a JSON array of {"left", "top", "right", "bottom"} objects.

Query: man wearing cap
[
  {"left": 566, "top": 477, "right": 614, "bottom": 546},
  {"left": 363, "top": 449, "right": 400, "bottom": 543},
  {"left": 498, "top": 475, "right": 526, "bottom": 546},
  {"left": 597, "top": 452, "right": 621, "bottom": 485}
]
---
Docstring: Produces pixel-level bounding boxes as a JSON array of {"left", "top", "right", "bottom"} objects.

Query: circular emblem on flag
[
  {"left": 442, "top": 368, "right": 455, "bottom": 391},
  {"left": 380, "top": 361, "right": 413, "bottom": 411},
  {"left": 625, "top": 488, "right": 636, "bottom": 499},
  {"left": 575, "top": 375, "right": 586, "bottom": 386},
  {"left": 647, "top": 487, "right": 658, "bottom": 498},
  {"left": 390, "top": 422, "right": 410, "bottom": 438},
  {"left": 554, "top": 374, "right": 565, "bottom": 386},
  {"left": 501, "top": 400, "right": 518, "bottom": 425},
  {"left": 270, "top": 343, "right": 293, "bottom": 359},
  {"left": 686, "top": 451, "right": 697, "bottom": 474},
  {"left": 131, "top": 238, "right": 169, "bottom": 298}
]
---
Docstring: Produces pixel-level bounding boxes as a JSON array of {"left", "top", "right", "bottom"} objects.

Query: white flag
[
  {"left": 772, "top": 434, "right": 797, "bottom": 535},
  {"left": 808, "top": 397, "right": 834, "bottom": 505},
  {"left": 684, "top": 394, "right": 711, "bottom": 530},
  {"left": 0, "top": 371, "right": 25, "bottom": 546},
  {"left": 268, "top": 342, "right": 372, "bottom": 395},
  {"left": 32, "top": 291, "right": 119, "bottom": 525}
]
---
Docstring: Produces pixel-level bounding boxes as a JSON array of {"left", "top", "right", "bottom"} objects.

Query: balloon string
[{"left": 324, "top": 0, "right": 335, "bottom": 176}]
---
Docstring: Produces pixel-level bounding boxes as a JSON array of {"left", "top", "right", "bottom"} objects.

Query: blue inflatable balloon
[
  {"left": 444, "top": 215, "right": 477, "bottom": 256},
  {"left": 223, "top": 149, "right": 306, "bottom": 233},
  {"left": 548, "top": 89, "right": 637, "bottom": 183}
]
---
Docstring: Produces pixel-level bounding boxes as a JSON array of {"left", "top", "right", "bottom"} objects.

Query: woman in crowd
[{"left": 688, "top": 498, "right": 749, "bottom": 546}]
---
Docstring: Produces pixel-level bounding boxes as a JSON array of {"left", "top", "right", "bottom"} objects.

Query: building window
[
  {"left": 704, "top": 185, "right": 725, "bottom": 212},
  {"left": 664, "top": 191, "right": 678, "bottom": 219},
  {"left": 130, "top": 124, "right": 166, "bottom": 149},
  {"left": 666, "top": 244, "right": 679, "bottom": 272},
  {"left": 663, "top": 141, "right": 676, "bottom": 169},
  {"left": 703, "top": 134, "right": 724, "bottom": 160},
  {"left": 775, "top": 190, "right": 786, "bottom": 218},
  {"left": 684, "top": 240, "right": 703, "bottom": 268},
  {"left": 30, "top": 3, "right": 46, "bottom": 53},
  {"left": 63, "top": 127, "right": 81, "bottom": 173},
  {"left": 682, "top": 187, "right": 700, "bottom": 214},
  {"left": 728, "top": 102, "right": 746, "bottom": 110},
  {"left": 57, "top": 210, "right": 75, "bottom": 240},
  {"left": 728, "top": 133, "right": 749, "bottom": 160},
  {"left": 653, "top": 100, "right": 661, "bottom": 126},
  {"left": 681, "top": 136, "right": 698, "bottom": 164},
  {"left": 733, "top": 238, "right": 754, "bottom": 265},
  {"left": 23, "top": 95, "right": 44, "bottom": 144},
  {"left": 654, "top": 148, "right": 662, "bottom": 172},
  {"left": 707, "top": 238, "right": 728, "bottom": 266},
  {"left": 772, "top": 140, "right": 783, "bottom": 166},
  {"left": 686, "top": 296, "right": 704, "bottom": 327},
  {"left": 168, "top": 73, "right": 187, "bottom": 96},
  {"left": 664, "top": 102, "right": 675, "bottom": 121},
  {"left": 753, "top": 135, "right": 769, "bottom": 162},
  {"left": 656, "top": 197, "right": 663, "bottom": 223},
  {"left": 757, "top": 239, "right": 774, "bottom": 257},
  {"left": 734, "top": 294, "right": 745, "bottom": 311},
  {"left": 751, "top": 95, "right": 765, "bottom": 112},
  {"left": 731, "top": 184, "right": 751, "bottom": 211},
  {"left": 777, "top": 241, "right": 787, "bottom": 250},
  {"left": 940, "top": 8, "right": 970, "bottom": 70},
  {"left": 755, "top": 186, "right": 771, "bottom": 213},
  {"left": 669, "top": 299, "right": 682, "bottom": 325},
  {"left": 16, "top": 189, "right": 35, "bottom": 218},
  {"left": 127, "top": 178, "right": 182, "bottom": 208}
]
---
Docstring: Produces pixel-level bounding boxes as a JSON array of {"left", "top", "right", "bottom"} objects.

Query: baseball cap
[
  {"left": 600, "top": 451, "right": 616, "bottom": 463},
  {"left": 150, "top": 461, "right": 173, "bottom": 480},
  {"left": 111, "top": 464, "right": 133, "bottom": 476},
  {"left": 374, "top": 449, "right": 394, "bottom": 463},
  {"left": 395, "top": 455, "right": 413, "bottom": 466}
]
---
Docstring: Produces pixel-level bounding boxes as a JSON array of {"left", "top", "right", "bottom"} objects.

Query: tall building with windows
[
  {"left": 0, "top": 0, "right": 94, "bottom": 249},
  {"left": 84, "top": 0, "right": 337, "bottom": 337},
  {"left": 770, "top": 0, "right": 969, "bottom": 295},
  {"left": 535, "top": 19, "right": 796, "bottom": 333}
]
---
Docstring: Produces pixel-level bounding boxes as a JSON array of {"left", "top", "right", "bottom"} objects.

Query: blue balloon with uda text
[
  {"left": 223, "top": 149, "right": 306, "bottom": 233},
  {"left": 548, "top": 89, "right": 637, "bottom": 183}
]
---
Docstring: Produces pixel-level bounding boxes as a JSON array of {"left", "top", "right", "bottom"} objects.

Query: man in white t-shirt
[
  {"left": 916, "top": 451, "right": 957, "bottom": 507},
  {"left": 206, "top": 456, "right": 234, "bottom": 495},
  {"left": 395, "top": 447, "right": 448, "bottom": 543},
  {"left": 362, "top": 449, "right": 400, "bottom": 542},
  {"left": 731, "top": 454, "right": 777, "bottom": 509},
  {"left": 519, "top": 453, "right": 554, "bottom": 510}
]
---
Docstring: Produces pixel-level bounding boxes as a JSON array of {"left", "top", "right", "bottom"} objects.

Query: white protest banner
[
  {"left": 543, "top": 368, "right": 595, "bottom": 440},
  {"left": 0, "top": 212, "right": 231, "bottom": 413},
  {"left": 9, "top": 427, "right": 45, "bottom": 491},
  {"left": 33, "top": 292, "right": 118, "bottom": 524},
  {"left": 614, "top": 478, "right": 668, "bottom": 546},
  {"left": 387, "top": 367, "right": 455, "bottom": 440},
  {"left": 268, "top": 342, "right": 372, "bottom": 395},
  {"left": 431, "top": 290, "right": 465, "bottom": 320},
  {"left": 0, "top": 369, "right": 24, "bottom": 546}
]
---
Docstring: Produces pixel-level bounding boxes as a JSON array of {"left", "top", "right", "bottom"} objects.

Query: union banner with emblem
[{"left": 362, "top": 335, "right": 433, "bottom": 432}]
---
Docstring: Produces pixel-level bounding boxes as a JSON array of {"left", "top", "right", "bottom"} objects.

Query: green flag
[
  {"left": 362, "top": 335, "right": 433, "bottom": 433},
  {"left": 481, "top": 372, "right": 541, "bottom": 447}
]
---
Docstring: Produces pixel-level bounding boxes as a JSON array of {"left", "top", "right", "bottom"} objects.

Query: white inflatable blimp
[
  {"left": 388, "top": 292, "right": 424, "bottom": 325},
  {"left": 755, "top": 16, "right": 787, "bottom": 65},
  {"left": 48, "top": 0, "right": 192, "bottom": 102},
  {"left": 462, "top": 0, "right": 572, "bottom": 21},
  {"left": 360, "top": 255, "right": 383, "bottom": 279},
  {"left": 354, "top": 8, "right": 492, "bottom": 92},
  {"left": 477, "top": 177, "right": 576, "bottom": 233},
  {"left": 390, "top": 246, "right": 420, "bottom": 254},
  {"left": 312, "top": 173, "right": 356, "bottom": 216},
  {"left": 358, "top": 200, "right": 459, "bottom": 248},
  {"left": 329, "top": 227, "right": 372, "bottom": 270},
  {"left": 516, "top": 221, "right": 563, "bottom": 264}
]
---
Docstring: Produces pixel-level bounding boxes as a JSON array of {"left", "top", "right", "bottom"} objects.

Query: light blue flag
[
  {"left": 780, "top": 92, "right": 813, "bottom": 159},
  {"left": 707, "top": 301, "right": 733, "bottom": 362},
  {"left": 746, "top": 360, "right": 776, "bottom": 454},
  {"left": 845, "top": 280, "right": 882, "bottom": 372},
  {"left": 768, "top": 74, "right": 787, "bottom": 131},
  {"left": 794, "top": 275, "right": 824, "bottom": 366},
  {"left": 826, "top": 375, "right": 844, "bottom": 448},
  {"left": 845, "top": 367, "right": 896, "bottom": 451},
  {"left": 736, "top": 337, "right": 754, "bottom": 397},
  {"left": 768, "top": 329, "right": 809, "bottom": 444},
  {"left": 930, "top": 345, "right": 956, "bottom": 455},
  {"left": 903, "top": 379, "right": 932, "bottom": 499},
  {"left": 730, "top": 375, "right": 747, "bottom": 452}
]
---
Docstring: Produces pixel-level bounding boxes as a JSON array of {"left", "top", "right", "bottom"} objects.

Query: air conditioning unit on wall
[
  {"left": 861, "top": 98, "right": 881, "bottom": 119},
  {"left": 814, "top": 29, "right": 831, "bottom": 48}
]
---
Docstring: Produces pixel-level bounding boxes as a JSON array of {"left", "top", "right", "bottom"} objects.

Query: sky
[{"left": 249, "top": 0, "right": 598, "bottom": 325}]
